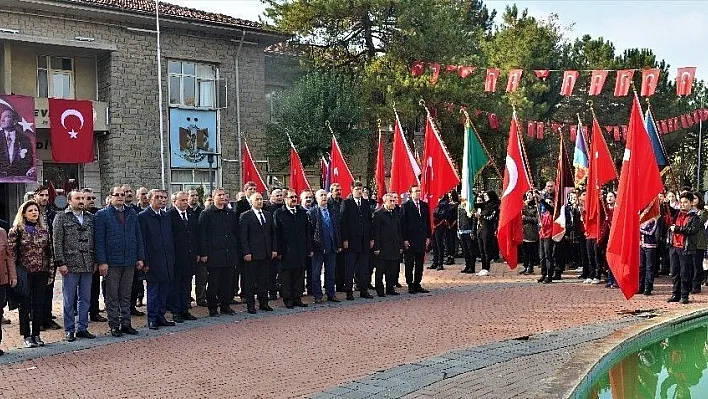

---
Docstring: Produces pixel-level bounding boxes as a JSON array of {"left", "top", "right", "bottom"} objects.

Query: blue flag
[
  {"left": 572, "top": 121, "right": 589, "bottom": 186},
  {"left": 644, "top": 109, "right": 669, "bottom": 169}
]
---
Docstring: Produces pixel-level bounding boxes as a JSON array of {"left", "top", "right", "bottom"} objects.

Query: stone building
[{"left": 0, "top": 0, "right": 286, "bottom": 221}]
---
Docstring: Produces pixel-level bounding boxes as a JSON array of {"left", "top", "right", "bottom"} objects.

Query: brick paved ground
[{"left": 0, "top": 260, "right": 702, "bottom": 398}]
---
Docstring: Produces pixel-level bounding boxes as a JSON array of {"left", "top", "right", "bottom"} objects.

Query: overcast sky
[{"left": 167, "top": 0, "right": 706, "bottom": 81}]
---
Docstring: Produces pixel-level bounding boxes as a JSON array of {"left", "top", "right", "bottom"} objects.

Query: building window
[
  {"left": 168, "top": 61, "right": 216, "bottom": 108},
  {"left": 170, "top": 169, "right": 212, "bottom": 194},
  {"left": 37, "top": 56, "right": 74, "bottom": 99}
]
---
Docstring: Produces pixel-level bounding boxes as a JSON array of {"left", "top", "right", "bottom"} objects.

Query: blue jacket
[
  {"left": 138, "top": 208, "right": 175, "bottom": 282},
  {"left": 94, "top": 205, "right": 145, "bottom": 267}
]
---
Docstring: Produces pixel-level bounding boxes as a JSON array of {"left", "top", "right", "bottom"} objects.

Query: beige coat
[{"left": 0, "top": 229, "right": 17, "bottom": 286}]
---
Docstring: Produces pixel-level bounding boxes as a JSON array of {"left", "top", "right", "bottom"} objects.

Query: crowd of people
[{"left": 0, "top": 179, "right": 704, "bottom": 354}]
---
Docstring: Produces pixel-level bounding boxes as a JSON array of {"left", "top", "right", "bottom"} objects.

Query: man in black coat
[
  {"left": 274, "top": 189, "right": 312, "bottom": 308},
  {"left": 373, "top": 193, "right": 404, "bottom": 296},
  {"left": 264, "top": 188, "right": 284, "bottom": 300},
  {"left": 187, "top": 189, "right": 207, "bottom": 306},
  {"left": 239, "top": 192, "right": 277, "bottom": 314},
  {"left": 168, "top": 191, "right": 198, "bottom": 323},
  {"left": 328, "top": 183, "right": 346, "bottom": 292},
  {"left": 339, "top": 181, "right": 374, "bottom": 299},
  {"left": 198, "top": 188, "right": 240, "bottom": 317},
  {"left": 400, "top": 185, "right": 431, "bottom": 294},
  {"left": 232, "top": 181, "right": 258, "bottom": 303}
]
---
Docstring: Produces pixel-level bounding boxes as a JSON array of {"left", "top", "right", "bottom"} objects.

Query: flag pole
[
  {"left": 512, "top": 106, "right": 535, "bottom": 190},
  {"left": 460, "top": 108, "right": 502, "bottom": 180},
  {"left": 698, "top": 96, "right": 704, "bottom": 189},
  {"left": 155, "top": 0, "right": 166, "bottom": 189}
]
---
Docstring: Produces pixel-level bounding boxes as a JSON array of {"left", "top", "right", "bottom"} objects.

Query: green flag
[{"left": 461, "top": 121, "right": 489, "bottom": 213}]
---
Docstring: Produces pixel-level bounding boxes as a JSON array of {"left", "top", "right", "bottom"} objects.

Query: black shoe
[
  {"left": 543, "top": 277, "right": 552, "bottom": 284},
  {"left": 427, "top": 265, "right": 437, "bottom": 269},
  {"left": 259, "top": 304, "right": 274, "bottom": 311},
  {"left": 691, "top": 288, "right": 702, "bottom": 294},
  {"left": 368, "top": 284, "right": 376, "bottom": 290},
  {"left": 377, "top": 291, "right": 386, "bottom": 297},
  {"left": 346, "top": 292, "right": 354, "bottom": 301},
  {"left": 247, "top": 306, "right": 257, "bottom": 314},
  {"left": 268, "top": 294, "right": 278, "bottom": 301},
  {"left": 182, "top": 311, "right": 197, "bottom": 321},
  {"left": 680, "top": 298, "right": 690, "bottom": 304},
  {"left": 90, "top": 314, "right": 107, "bottom": 322},
  {"left": 395, "top": 282, "right": 402, "bottom": 288},
  {"left": 24, "top": 336, "right": 37, "bottom": 348},
  {"left": 76, "top": 330, "right": 95, "bottom": 339},
  {"left": 121, "top": 325, "right": 139, "bottom": 335},
  {"left": 130, "top": 308, "right": 145, "bottom": 317},
  {"left": 436, "top": 266, "right": 445, "bottom": 271},
  {"left": 386, "top": 290, "right": 400, "bottom": 296},
  {"left": 148, "top": 321, "right": 159, "bottom": 330},
  {"left": 360, "top": 291, "right": 374, "bottom": 299},
  {"left": 409, "top": 287, "right": 418, "bottom": 294},
  {"left": 65, "top": 332, "right": 76, "bottom": 342},
  {"left": 327, "top": 296, "right": 341, "bottom": 303},
  {"left": 294, "top": 301, "right": 308, "bottom": 308},
  {"left": 416, "top": 286, "right": 429, "bottom": 293},
  {"left": 34, "top": 336, "right": 45, "bottom": 346},
  {"left": 197, "top": 301, "right": 208, "bottom": 307},
  {"left": 537, "top": 276, "right": 546, "bottom": 283},
  {"left": 220, "top": 307, "right": 236, "bottom": 315},
  {"left": 643, "top": 291, "right": 652, "bottom": 296},
  {"left": 667, "top": 296, "right": 680, "bottom": 303},
  {"left": 172, "top": 313, "right": 185, "bottom": 323},
  {"left": 209, "top": 309, "right": 220, "bottom": 317},
  {"left": 445, "top": 258, "right": 455, "bottom": 265},
  {"left": 158, "top": 319, "right": 176, "bottom": 327},
  {"left": 518, "top": 269, "right": 528, "bottom": 275},
  {"left": 285, "top": 303, "right": 295, "bottom": 309},
  {"left": 110, "top": 327, "right": 123, "bottom": 337}
]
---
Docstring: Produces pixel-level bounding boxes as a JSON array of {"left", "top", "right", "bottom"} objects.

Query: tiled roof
[{"left": 59, "top": 0, "right": 270, "bottom": 31}]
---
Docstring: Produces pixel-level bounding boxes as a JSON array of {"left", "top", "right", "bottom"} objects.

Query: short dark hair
[
  {"left": 408, "top": 185, "right": 420, "bottom": 193},
  {"left": 352, "top": 181, "right": 363, "bottom": 189},
  {"left": 680, "top": 192, "right": 695, "bottom": 202},
  {"left": 34, "top": 185, "right": 49, "bottom": 194}
]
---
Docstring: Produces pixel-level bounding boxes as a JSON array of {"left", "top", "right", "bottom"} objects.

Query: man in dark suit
[
  {"left": 274, "top": 189, "right": 311, "bottom": 308},
  {"left": 373, "top": 193, "right": 404, "bottom": 297},
  {"left": 239, "top": 192, "right": 277, "bottom": 314},
  {"left": 400, "top": 185, "right": 431, "bottom": 294},
  {"left": 328, "top": 183, "right": 346, "bottom": 292},
  {"left": 340, "top": 181, "right": 374, "bottom": 299},
  {"left": 186, "top": 189, "right": 207, "bottom": 307},
  {"left": 198, "top": 188, "right": 240, "bottom": 317},
  {"left": 0, "top": 108, "right": 34, "bottom": 179},
  {"left": 308, "top": 189, "right": 342, "bottom": 303},
  {"left": 168, "top": 191, "right": 198, "bottom": 323},
  {"left": 138, "top": 189, "right": 176, "bottom": 330},
  {"left": 232, "top": 181, "right": 257, "bottom": 303}
]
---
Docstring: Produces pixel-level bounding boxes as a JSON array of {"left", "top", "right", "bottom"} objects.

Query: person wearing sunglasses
[{"left": 94, "top": 186, "right": 145, "bottom": 337}]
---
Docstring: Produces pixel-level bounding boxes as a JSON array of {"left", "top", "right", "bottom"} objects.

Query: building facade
[{"left": 0, "top": 0, "right": 285, "bottom": 221}]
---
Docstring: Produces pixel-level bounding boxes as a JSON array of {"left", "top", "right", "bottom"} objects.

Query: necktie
[
  {"left": 290, "top": 208, "right": 296, "bottom": 216},
  {"left": 181, "top": 211, "right": 188, "bottom": 226},
  {"left": 259, "top": 211, "right": 266, "bottom": 225},
  {"left": 356, "top": 199, "right": 360, "bottom": 207},
  {"left": 322, "top": 208, "right": 330, "bottom": 224},
  {"left": 6, "top": 132, "right": 13, "bottom": 163},
  {"left": 415, "top": 201, "right": 420, "bottom": 216}
]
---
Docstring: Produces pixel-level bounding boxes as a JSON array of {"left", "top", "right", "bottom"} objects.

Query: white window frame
[
  {"left": 37, "top": 55, "right": 75, "bottom": 99},
  {"left": 168, "top": 60, "right": 217, "bottom": 109}
]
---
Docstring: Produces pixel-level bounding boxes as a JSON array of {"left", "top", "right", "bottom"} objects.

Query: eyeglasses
[{"left": 112, "top": 193, "right": 125, "bottom": 197}]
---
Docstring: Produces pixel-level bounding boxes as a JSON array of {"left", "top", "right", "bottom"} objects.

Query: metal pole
[
  {"left": 234, "top": 30, "right": 246, "bottom": 188},
  {"left": 699, "top": 97, "right": 704, "bottom": 190},
  {"left": 155, "top": 0, "right": 166, "bottom": 189}
]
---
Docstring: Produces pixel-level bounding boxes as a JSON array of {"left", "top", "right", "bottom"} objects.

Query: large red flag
[
  {"left": 374, "top": 129, "right": 386, "bottom": 204},
  {"left": 552, "top": 134, "right": 575, "bottom": 241},
  {"left": 289, "top": 143, "right": 310, "bottom": 195},
  {"left": 330, "top": 135, "right": 354, "bottom": 198},
  {"left": 420, "top": 110, "right": 460, "bottom": 220},
  {"left": 585, "top": 116, "right": 618, "bottom": 239},
  {"left": 606, "top": 96, "right": 664, "bottom": 299},
  {"left": 49, "top": 98, "right": 94, "bottom": 163},
  {"left": 389, "top": 112, "right": 419, "bottom": 195},
  {"left": 497, "top": 116, "right": 532, "bottom": 269},
  {"left": 242, "top": 142, "right": 267, "bottom": 193}
]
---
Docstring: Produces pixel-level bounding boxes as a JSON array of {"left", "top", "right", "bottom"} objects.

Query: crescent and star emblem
[
  {"left": 60, "top": 109, "right": 84, "bottom": 139},
  {"left": 333, "top": 167, "right": 339, "bottom": 177},
  {"left": 502, "top": 155, "right": 518, "bottom": 198}
]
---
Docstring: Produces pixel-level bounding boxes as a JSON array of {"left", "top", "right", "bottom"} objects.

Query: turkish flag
[
  {"left": 458, "top": 66, "right": 476, "bottom": 78},
  {"left": 289, "top": 144, "right": 310, "bottom": 196},
  {"left": 429, "top": 63, "right": 441, "bottom": 84},
  {"left": 330, "top": 135, "right": 355, "bottom": 198},
  {"left": 570, "top": 125, "right": 577, "bottom": 142},
  {"left": 389, "top": 113, "right": 419, "bottom": 195},
  {"left": 701, "top": 109, "right": 708, "bottom": 122},
  {"left": 660, "top": 120, "right": 669, "bottom": 134},
  {"left": 621, "top": 125, "right": 628, "bottom": 141},
  {"left": 585, "top": 117, "right": 617, "bottom": 240},
  {"left": 485, "top": 68, "right": 500, "bottom": 92},
  {"left": 497, "top": 116, "right": 532, "bottom": 269},
  {"left": 588, "top": 70, "right": 609, "bottom": 96},
  {"left": 640, "top": 68, "right": 660, "bottom": 97},
  {"left": 607, "top": 96, "right": 664, "bottom": 300},
  {"left": 534, "top": 70, "right": 550, "bottom": 81},
  {"left": 527, "top": 121, "right": 537, "bottom": 138},
  {"left": 676, "top": 67, "right": 696, "bottom": 96},
  {"left": 242, "top": 142, "right": 267, "bottom": 194},
  {"left": 410, "top": 61, "right": 425, "bottom": 77},
  {"left": 613, "top": 69, "right": 635, "bottom": 97},
  {"left": 49, "top": 98, "right": 94, "bottom": 163},
  {"left": 488, "top": 113, "right": 499, "bottom": 130},
  {"left": 420, "top": 113, "right": 460, "bottom": 221},
  {"left": 506, "top": 69, "right": 523, "bottom": 92},
  {"left": 536, "top": 122, "right": 545, "bottom": 139},
  {"left": 445, "top": 65, "right": 459, "bottom": 73},
  {"left": 681, "top": 114, "right": 693, "bottom": 129},
  {"left": 560, "top": 70, "right": 579, "bottom": 96},
  {"left": 374, "top": 130, "right": 386, "bottom": 204}
]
